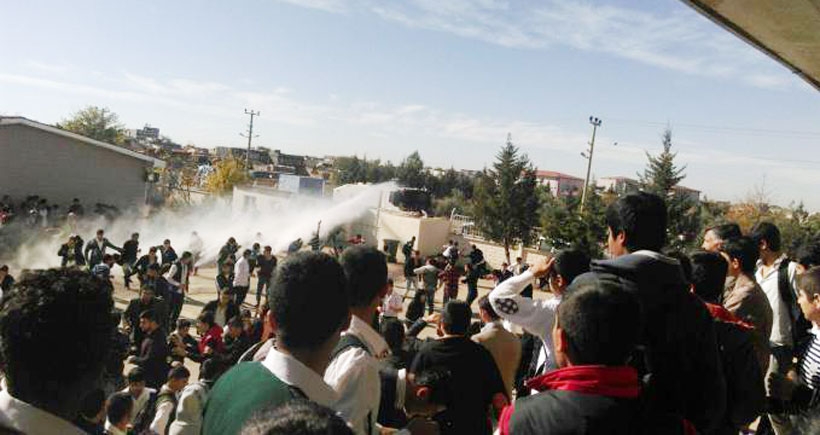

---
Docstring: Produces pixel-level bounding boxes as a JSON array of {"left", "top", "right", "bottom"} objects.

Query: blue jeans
[{"left": 256, "top": 276, "right": 272, "bottom": 305}]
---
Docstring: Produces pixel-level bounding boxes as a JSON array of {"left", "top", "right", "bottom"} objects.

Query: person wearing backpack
[
  {"left": 145, "top": 366, "right": 191, "bottom": 435},
  {"left": 690, "top": 251, "right": 767, "bottom": 435}
]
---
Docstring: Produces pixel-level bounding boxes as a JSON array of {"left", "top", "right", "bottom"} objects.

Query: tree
[
  {"left": 397, "top": 151, "right": 426, "bottom": 189},
  {"left": 473, "top": 134, "right": 540, "bottom": 261},
  {"left": 639, "top": 128, "right": 700, "bottom": 249},
  {"left": 58, "top": 106, "right": 126, "bottom": 145},
  {"left": 540, "top": 185, "right": 608, "bottom": 258},
  {"left": 433, "top": 188, "right": 474, "bottom": 217},
  {"left": 205, "top": 157, "right": 249, "bottom": 194}
]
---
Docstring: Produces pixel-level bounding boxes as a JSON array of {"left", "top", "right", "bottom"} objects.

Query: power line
[
  {"left": 602, "top": 116, "right": 820, "bottom": 138},
  {"left": 240, "top": 109, "right": 260, "bottom": 170}
]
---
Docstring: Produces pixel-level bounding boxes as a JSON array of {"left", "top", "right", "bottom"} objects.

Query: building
[
  {"left": 271, "top": 149, "right": 308, "bottom": 175},
  {"left": 598, "top": 176, "right": 641, "bottom": 195},
  {"left": 0, "top": 116, "right": 165, "bottom": 210},
  {"left": 534, "top": 170, "right": 585, "bottom": 197},
  {"left": 134, "top": 125, "right": 160, "bottom": 142},
  {"left": 215, "top": 146, "right": 272, "bottom": 164}
]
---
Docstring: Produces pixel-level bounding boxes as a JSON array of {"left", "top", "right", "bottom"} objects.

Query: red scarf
[
  {"left": 704, "top": 302, "right": 754, "bottom": 330},
  {"left": 199, "top": 325, "right": 225, "bottom": 354},
  {"left": 525, "top": 365, "right": 641, "bottom": 398}
]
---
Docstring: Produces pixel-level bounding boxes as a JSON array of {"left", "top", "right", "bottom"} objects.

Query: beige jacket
[
  {"left": 723, "top": 273, "right": 774, "bottom": 372},
  {"left": 472, "top": 320, "right": 521, "bottom": 397}
]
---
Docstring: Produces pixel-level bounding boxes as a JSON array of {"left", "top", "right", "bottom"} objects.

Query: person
[
  {"left": 68, "top": 197, "right": 85, "bottom": 216},
  {"left": 381, "top": 317, "right": 414, "bottom": 370},
  {"left": 125, "top": 286, "right": 166, "bottom": 349},
  {"left": 188, "top": 231, "right": 204, "bottom": 275},
  {"left": 85, "top": 229, "right": 120, "bottom": 268},
  {"left": 58, "top": 235, "right": 85, "bottom": 267},
  {"left": 720, "top": 237, "right": 774, "bottom": 371},
  {"left": 165, "top": 251, "right": 192, "bottom": 328},
  {"left": 0, "top": 264, "right": 14, "bottom": 298},
  {"left": 473, "top": 295, "right": 521, "bottom": 397},
  {"left": 204, "top": 288, "right": 241, "bottom": 328},
  {"left": 404, "top": 248, "right": 422, "bottom": 294},
  {"left": 380, "top": 278, "right": 404, "bottom": 321},
  {"left": 411, "top": 300, "right": 508, "bottom": 434},
  {"left": 496, "top": 262, "right": 514, "bottom": 283},
  {"left": 463, "top": 262, "right": 481, "bottom": 307},
  {"left": 92, "top": 253, "right": 117, "bottom": 286},
  {"left": 122, "top": 367, "right": 156, "bottom": 426},
  {"left": 239, "top": 400, "right": 354, "bottom": 435},
  {"left": 150, "top": 366, "right": 191, "bottom": 435},
  {"left": 218, "top": 237, "right": 239, "bottom": 271},
  {"left": 169, "top": 319, "right": 201, "bottom": 365},
  {"left": 74, "top": 388, "right": 106, "bottom": 435},
  {"left": 249, "top": 242, "right": 261, "bottom": 275},
  {"left": 438, "top": 263, "right": 462, "bottom": 305},
  {"left": 196, "top": 310, "right": 225, "bottom": 360},
  {"left": 135, "top": 246, "right": 160, "bottom": 283},
  {"left": 498, "top": 273, "right": 697, "bottom": 435},
  {"left": 512, "top": 257, "right": 526, "bottom": 276},
  {"left": 415, "top": 258, "right": 440, "bottom": 315},
  {"left": 702, "top": 223, "right": 742, "bottom": 252},
  {"left": 203, "top": 251, "right": 349, "bottom": 435},
  {"left": 224, "top": 316, "right": 253, "bottom": 365},
  {"left": 160, "top": 239, "right": 178, "bottom": 269},
  {"left": 169, "top": 359, "right": 224, "bottom": 435},
  {"left": 767, "top": 266, "right": 820, "bottom": 430},
  {"left": 216, "top": 260, "right": 234, "bottom": 298},
  {"left": 234, "top": 249, "right": 252, "bottom": 306},
  {"left": 255, "top": 245, "right": 277, "bottom": 308},
  {"left": 349, "top": 233, "right": 366, "bottom": 246},
  {"left": 795, "top": 239, "right": 820, "bottom": 274},
  {"left": 0, "top": 268, "right": 113, "bottom": 435},
  {"left": 377, "top": 367, "right": 451, "bottom": 430},
  {"left": 128, "top": 309, "right": 171, "bottom": 389},
  {"left": 405, "top": 289, "right": 428, "bottom": 324},
  {"left": 468, "top": 244, "right": 486, "bottom": 274},
  {"left": 325, "top": 246, "right": 390, "bottom": 435},
  {"left": 402, "top": 236, "right": 416, "bottom": 260},
  {"left": 122, "top": 232, "right": 140, "bottom": 288},
  {"left": 489, "top": 250, "right": 590, "bottom": 377},
  {"left": 577, "top": 192, "right": 725, "bottom": 433},
  {"left": 105, "top": 392, "right": 134, "bottom": 435}
]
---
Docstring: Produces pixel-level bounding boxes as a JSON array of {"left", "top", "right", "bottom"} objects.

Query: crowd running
[{"left": 0, "top": 191, "right": 819, "bottom": 434}]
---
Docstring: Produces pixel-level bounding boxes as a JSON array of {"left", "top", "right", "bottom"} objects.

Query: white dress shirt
[
  {"left": 755, "top": 255, "right": 798, "bottom": 347},
  {"left": 262, "top": 347, "right": 339, "bottom": 408},
  {"left": 0, "top": 388, "right": 86, "bottom": 435},
  {"left": 150, "top": 385, "right": 177, "bottom": 435},
  {"left": 168, "top": 381, "right": 209, "bottom": 435},
  {"left": 122, "top": 386, "right": 156, "bottom": 425},
  {"left": 325, "top": 315, "right": 389, "bottom": 435},
  {"left": 233, "top": 257, "right": 251, "bottom": 287},
  {"left": 382, "top": 292, "right": 404, "bottom": 318}
]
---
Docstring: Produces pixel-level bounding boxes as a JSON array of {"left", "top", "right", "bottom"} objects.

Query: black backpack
[
  {"left": 778, "top": 260, "right": 813, "bottom": 349},
  {"left": 130, "top": 390, "right": 158, "bottom": 435}
]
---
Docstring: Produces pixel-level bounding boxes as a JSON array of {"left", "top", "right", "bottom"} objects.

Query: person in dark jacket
[
  {"left": 134, "top": 246, "right": 160, "bottom": 284},
  {"left": 203, "top": 288, "right": 240, "bottom": 328},
  {"left": 124, "top": 286, "right": 166, "bottom": 349},
  {"left": 58, "top": 235, "right": 85, "bottom": 267},
  {"left": 222, "top": 316, "right": 252, "bottom": 365},
  {"left": 121, "top": 232, "right": 140, "bottom": 289},
  {"left": 498, "top": 273, "right": 696, "bottom": 435},
  {"left": 84, "top": 229, "right": 120, "bottom": 268},
  {"left": 574, "top": 192, "right": 725, "bottom": 433},
  {"left": 128, "top": 309, "right": 170, "bottom": 389}
]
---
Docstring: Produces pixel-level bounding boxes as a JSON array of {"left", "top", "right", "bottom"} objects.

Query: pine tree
[
  {"left": 639, "top": 128, "right": 701, "bottom": 248},
  {"left": 474, "top": 134, "right": 540, "bottom": 261}
]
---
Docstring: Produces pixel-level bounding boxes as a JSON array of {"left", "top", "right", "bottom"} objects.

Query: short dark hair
[
  {"left": 414, "top": 368, "right": 452, "bottom": 406},
  {"left": 749, "top": 222, "right": 782, "bottom": 252},
  {"left": 240, "top": 400, "right": 353, "bottom": 435},
  {"left": 559, "top": 273, "right": 642, "bottom": 365},
  {"left": 795, "top": 241, "right": 820, "bottom": 269},
  {"left": 168, "top": 366, "right": 191, "bottom": 381},
  {"left": 689, "top": 251, "right": 728, "bottom": 304},
  {"left": 269, "top": 252, "right": 348, "bottom": 349},
  {"left": 127, "top": 367, "right": 145, "bottom": 384},
  {"left": 177, "top": 319, "right": 191, "bottom": 329},
  {"left": 477, "top": 295, "right": 500, "bottom": 321},
  {"left": 227, "top": 316, "right": 244, "bottom": 329},
  {"left": 441, "top": 300, "right": 471, "bottom": 335},
  {"left": 140, "top": 309, "right": 159, "bottom": 323},
  {"left": 340, "top": 246, "right": 387, "bottom": 308},
  {"left": 665, "top": 250, "right": 692, "bottom": 283},
  {"left": 0, "top": 269, "right": 114, "bottom": 413},
  {"left": 163, "top": 239, "right": 171, "bottom": 244},
  {"left": 721, "top": 236, "right": 759, "bottom": 274},
  {"left": 199, "top": 358, "right": 224, "bottom": 382},
  {"left": 181, "top": 251, "right": 193, "bottom": 260},
  {"left": 380, "top": 317, "right": 405, "bottom": 352},
  {"left": 553, "top": 250, "right": 591, "bottom": 284},
  {"left": 707, "top": 223, "right": 742, "bottom": 242},
  {"left": 605, "top": 192, "right": 667, "bottom": 252},
  {"left": 198, "top": 310, "right": 216, "bottom": 328},
  {"left": 797, "top": 266, "right": 820, "bottom": 298},
  {"left": 79, "top": 388, "right": 106, "bottom": 420},
  {"left": 106, "top": 392, "right": 133, "bottom": 426}
]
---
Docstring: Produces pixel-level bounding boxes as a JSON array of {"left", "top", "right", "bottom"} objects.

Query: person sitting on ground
[
  {"left": 489, "top": 250, "right": 590, "bottom": 377},
  {"left": 74, "top": 389, "right": 106, "bottom": 435},
  {"left": 498, "top": 273, "right": 697, "bottom": 435},
  {"left": 128, "top": 309, "right": 170, "bottom": 389},
  {"left": 223, "top": 316, "right": 253, "bottom": 365},
  {"left": 0, "top": 268, "right": 114, "bottom": 435},
  {"left": 150, "top": 366, "right": 191, "bottom": 435},
  {"left": 169, "top": 319, "right": 201, "bottom": 365},
  {"left": 719, "top": 237, "right": 774, "bottom": 371},
  {"left": 577, "top": 192, "right": 726, "bottom": 433},
  {"left": 203, "top": 251, "right": 349, "bottom": 435},
  {"left": 105, "top": 392, "right": 134, "bottom": 435},
  {"left": 473, "top": 295, "right": 521, "bottom": 398},
  {"left": 196, "top": 310, "right": 225, "bottom": 360},
  {"left": 239, "top": 400, "right": 354, "bottom": 435},
  {"left": 702, "top": 223, "right": 742, "bottom": 253},
  {"left": 411, "top": 300, "right": 508, "bottom": 435},
  {"left": 767, "top": 266, "right": 820, "bottom": 430},
  {"left": 169, "top": 359, "right": 224, "bottom": 435},
  {"left": 203, "top": 287, "right": 240, "bottom": 328}
]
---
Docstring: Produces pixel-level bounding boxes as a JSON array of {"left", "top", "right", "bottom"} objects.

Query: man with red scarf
[{"left": 498, "top": 273, "right": 696, "bottom": 435}]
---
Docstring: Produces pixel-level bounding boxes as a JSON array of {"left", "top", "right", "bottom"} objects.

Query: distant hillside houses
[{"left": 597, "top": 176, "right": 700, "bottom": 203}]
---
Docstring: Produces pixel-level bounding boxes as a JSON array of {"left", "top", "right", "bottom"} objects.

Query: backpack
[
  {"left": 778, "top": 260, "right": 813, "bottom": 349},
  {"left": 713, "top": 319, "right": 766, "bottom": 429},
  {"left": 131, "top": 390, "right": 158, "bottom": 435}
]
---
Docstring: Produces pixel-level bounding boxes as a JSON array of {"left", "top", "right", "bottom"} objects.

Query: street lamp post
[{"left": 579, "top": 116, "right": 602, "bottom": 213}]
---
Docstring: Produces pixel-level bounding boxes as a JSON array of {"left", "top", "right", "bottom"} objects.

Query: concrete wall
[
  {"left": 0, "top": 124, "right": 152, "bottom": 209},
  {"left": 464, "top": 239, "right": 551, "bottom": 269},
  {"left": 375, "top": 211, "right": 451, "bottom": 260}
]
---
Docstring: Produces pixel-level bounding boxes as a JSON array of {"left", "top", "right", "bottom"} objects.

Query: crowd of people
[{"left": 0, "top": 191, "right": 819, "bottom": 434}]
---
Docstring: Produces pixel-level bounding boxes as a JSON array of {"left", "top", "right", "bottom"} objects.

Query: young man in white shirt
[
  {"left": 233, "top": 249, "right": 252, "bottom": 306},
  {"left": 150, "top": 366, "right": 190, "bottom": 435},
  {"left": 488, "top": 250, "right": 590, "bottom": 378},
  {"left": 381, "top": 278, "right": 404, "bottom": 320},
  {"left": 122, "top": 367, "right": 156, "bottom": 426},
  {"left": 105, "top": 392, "right": 134, "bottom": 435}
]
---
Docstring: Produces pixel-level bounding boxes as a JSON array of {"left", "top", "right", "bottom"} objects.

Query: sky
[{"left": 2, "top": 0, "right": 820, "bottom": 209}]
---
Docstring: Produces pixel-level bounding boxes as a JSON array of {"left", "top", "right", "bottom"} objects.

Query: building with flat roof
[{"left": 535, "top": 170, "right": 585, "bottom": 197}]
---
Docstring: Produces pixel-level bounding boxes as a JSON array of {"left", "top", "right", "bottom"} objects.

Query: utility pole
[
  {"left": 240, "top": 109, "right": 260, "bottom": 170},
  {"left": 579, "top": 116, "right": 602, "bottom": 213}
]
